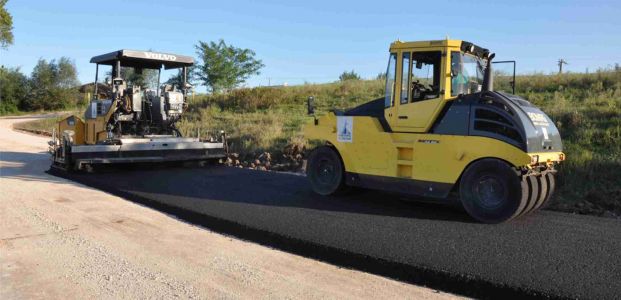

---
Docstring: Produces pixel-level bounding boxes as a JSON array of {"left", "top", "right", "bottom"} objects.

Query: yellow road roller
[{"left": 304, "top": 39, "right": 565, "bottom": 223}]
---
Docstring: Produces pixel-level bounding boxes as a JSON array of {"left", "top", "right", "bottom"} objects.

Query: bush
[{"left": 339, "top": 70, "right": 361, "bottom": 81}]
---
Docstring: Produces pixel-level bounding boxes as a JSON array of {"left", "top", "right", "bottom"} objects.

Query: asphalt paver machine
[{"left": 50, "top": 50, "right": 226, "bottom": 171}]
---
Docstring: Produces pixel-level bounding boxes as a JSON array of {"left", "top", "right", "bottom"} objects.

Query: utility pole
[{"left": 558, "top": 59, "right": 568, "bottom": 74}]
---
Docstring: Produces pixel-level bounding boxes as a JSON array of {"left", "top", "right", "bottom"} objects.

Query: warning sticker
[{"left": 337, "top": 116, "right": 353, "bottom": 143}]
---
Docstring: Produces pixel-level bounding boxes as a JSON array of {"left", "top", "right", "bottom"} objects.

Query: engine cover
[
  {"left": 165, "top": 91, "right": 184, "bottom": 119},
  {"left": 149, "top": 91, "right": 185, "bottom": 126}
]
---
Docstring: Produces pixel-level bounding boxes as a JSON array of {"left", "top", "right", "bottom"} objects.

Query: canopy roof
[
  {"left": 90, "top": 49, "right": 194, "bottom": 69},
  {"left": 390, "top": 39, "right": 491, "bottom": 59}
]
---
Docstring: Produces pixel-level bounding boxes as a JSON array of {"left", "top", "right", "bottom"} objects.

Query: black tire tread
[
  {"left": 459, "top": 158, "right": 526, "bottom": 223},
  {"left": 522, "top": 176, "right": 540, "bottom": 215},
  {"left": 306, "top": 146, "right": 347, "bottom": 196},
  {"left": 516, "top": 177, "right": 532, "bottom": 217},
  {"left": 532, "top": 175, "right": 549, "bottom": 212},
  {"left": 540, "top": 172, "right": 557, "bottom": 210}
]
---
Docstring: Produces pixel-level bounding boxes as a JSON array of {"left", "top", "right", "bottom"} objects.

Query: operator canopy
[{"left": 90, "top": 49, "right": 194, "bottom": 69}]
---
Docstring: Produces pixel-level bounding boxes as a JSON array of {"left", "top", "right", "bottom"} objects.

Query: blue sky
[{"left": 1, "top": 0, "right": 620, "bottom": 89}]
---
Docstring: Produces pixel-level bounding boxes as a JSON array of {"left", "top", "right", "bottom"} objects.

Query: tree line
[
  {"left": 0, "top": 58, "right": 82, "bottom": 114},
  {"left": 0, "top": 39, "right": 266, "bottom": 114}
]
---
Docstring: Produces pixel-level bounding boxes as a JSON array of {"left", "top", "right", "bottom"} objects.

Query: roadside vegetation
[
  {"left": 12, "top": 113, "right": 77, "bottom": 135},
  {"left": 178, "top": 79, "right": 384, "bottom": 153},
  {"left": 0, "top": 60, "right": 83, "bottom": 115}
]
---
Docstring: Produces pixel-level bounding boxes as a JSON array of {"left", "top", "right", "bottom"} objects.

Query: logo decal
[
  {"left": 144, "top": 52, "right": 177, "bottom": 61},
  {"left": 337, "top": 116, "right": 353, "bottom": 143},
  {"left": 527, "top": 112, "right": 549, "bottom": 126},
  {"left": 418, "top": 139, "right": 439, "bottom": 144}
]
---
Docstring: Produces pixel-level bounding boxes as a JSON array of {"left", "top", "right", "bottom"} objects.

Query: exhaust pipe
[{"left": 482, "top": 53, "right": 496, "bottom": 92}]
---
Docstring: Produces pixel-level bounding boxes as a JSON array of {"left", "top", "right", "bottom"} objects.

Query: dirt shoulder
[{"left": 0, "top": 115, "right": 459, "bottom": 299}]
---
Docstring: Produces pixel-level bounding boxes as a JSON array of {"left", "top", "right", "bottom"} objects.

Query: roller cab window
[
  {"left": 451, "top": 51, "right": 486, "bottom": 97},
  {"left": 406, "top": 51, "right": 441, "bottom": 103},
  {"left": 384, "top": 53, "right": 397, "bottom": 108}
]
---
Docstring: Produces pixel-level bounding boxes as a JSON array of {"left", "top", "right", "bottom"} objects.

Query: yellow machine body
[
  {"left": 56, "top": 100, "right": 118, "bottom": 146},
  {"left": 305, "top": 113, "right": 540, "bottom": 186}
]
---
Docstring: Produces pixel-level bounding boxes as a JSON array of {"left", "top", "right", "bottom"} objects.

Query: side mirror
[{"left": 307, "top": 96, "right": 315, "bottom": 115}]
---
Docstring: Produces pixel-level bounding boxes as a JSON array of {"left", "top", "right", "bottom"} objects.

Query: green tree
[
  {"left": 339, "top": 70, "right": 361, "bottom": 81},
  {"left": 166, "top": 65, "right": 197, "bottom": 89},
  {"left": 0, "top": 0, "right": 13, "bottom": 49},
  {"left": 26, "top": 59, "right": 56, "bottom": 110},
  {"left": 0, "top": 66, "right": 28, "bottom": 114},
  {"left": 26, "top": 57, "right": 80, "bottom": 110},
  {"left": 195, "top": 39, "right": 264, "bottom": 93},
  {"left": 57, "top": 57, "right": 80, "bottom": 88}
]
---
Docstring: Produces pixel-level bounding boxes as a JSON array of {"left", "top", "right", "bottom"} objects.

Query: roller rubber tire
[
  {"left": 306, "top": 146, "right": 347, "bottom": 196},
  {"left": 516, "top": 177, "right": 531, "bottom": 217},
  {"left": 540, "top": 172, "right": 557, "bottom": 210},
  {"left": 459, "top": 159, "right": 526, "bottom": 223},
  {"left": 531, "top": 175, "right": 549, "bottom": 212},
  {"left": 522, "top": 176, "right": 541, "bottom": 215}
]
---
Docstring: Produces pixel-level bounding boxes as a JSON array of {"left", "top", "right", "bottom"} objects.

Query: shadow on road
[
  {"left": 2, "top": 147, "right": 470, "bottom": 224},
  {"left": 59, "top": 164, "right": 475, "bottom": 223},
  {"left": 0, "top": 151, "right": 68, "bottom": 184}
]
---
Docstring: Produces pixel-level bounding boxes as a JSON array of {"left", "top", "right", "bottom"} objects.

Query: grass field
[
  {"left": 178, "top": 80, "right": 385, "bottom": 157},
  {"left": 12, "top": 70, "right": 621, "bottom": 217},
  {"left": 12, "top": 114, "right": 69, "bottom": 134}
]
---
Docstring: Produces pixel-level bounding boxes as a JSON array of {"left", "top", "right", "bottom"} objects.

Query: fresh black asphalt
[{"left": 51, "top": 165, "right": 621, "bottom": 299}]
